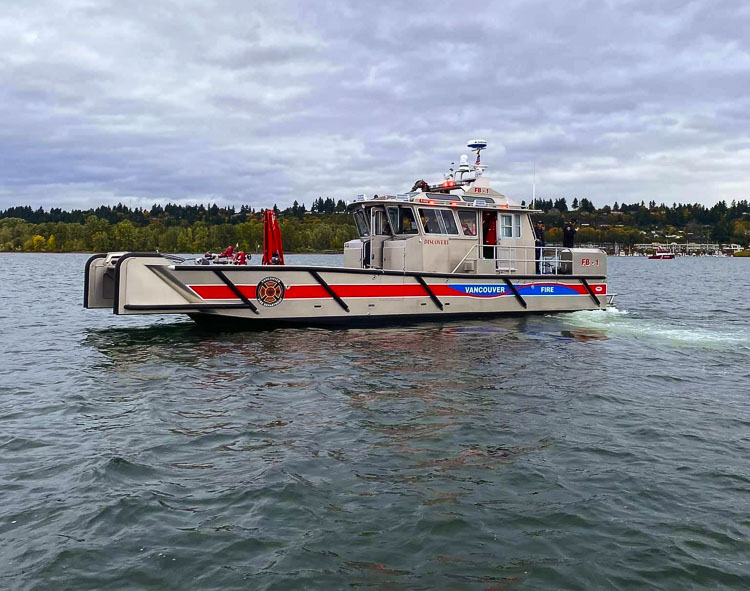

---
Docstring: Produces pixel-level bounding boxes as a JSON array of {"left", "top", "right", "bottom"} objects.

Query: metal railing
[{"left": 451, "top": 244, "right": 574, "bottom": 275}]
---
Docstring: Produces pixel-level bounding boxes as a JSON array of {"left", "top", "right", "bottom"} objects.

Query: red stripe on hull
[
  {"left": 191, "top": 285, "right": 255, "bottom": 299},
  {"left": 190, "top": 282, "right": 607, "bottom": 301}
]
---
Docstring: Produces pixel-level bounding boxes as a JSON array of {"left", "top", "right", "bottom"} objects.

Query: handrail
[
  {"left": 453, "top": 244, "right": 584, "bottom": 276},
  {"left": 451, "top": 243, "right": 479, "bottom": 273}
]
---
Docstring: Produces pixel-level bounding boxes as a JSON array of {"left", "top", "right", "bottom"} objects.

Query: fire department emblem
[{"left": 256, "top": 277, "right": 285, "bottom": 307}]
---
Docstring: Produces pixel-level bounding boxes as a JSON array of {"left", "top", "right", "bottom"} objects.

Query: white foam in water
[
  {"left": 563, "top": 308, "right": 749, "bottom": 348},
  {"left": 565, "top": 308, "right": 629, "bottom": 324}
]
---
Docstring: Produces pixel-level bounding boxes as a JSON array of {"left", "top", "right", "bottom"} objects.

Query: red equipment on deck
[{"left": 262, "top": 210, "right": 285, "bottom": 265}]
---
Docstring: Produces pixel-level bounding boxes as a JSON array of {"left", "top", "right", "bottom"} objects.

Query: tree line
[
  {"left": 1, "top": 197, "right": 748, "bottom": 253},
  {"left": 527, "top": 198, "right": 750, "bottom": 245},
  {"left": 0, "top": 198, "right": 345, "bottom": 227},
  {"left": 0, "top": 201, "right": 356, "bottom": 253}
]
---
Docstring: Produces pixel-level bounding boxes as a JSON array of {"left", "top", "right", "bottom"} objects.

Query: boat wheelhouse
[{"left": 84, "top": 141, "right": 611, "bottom": 326}]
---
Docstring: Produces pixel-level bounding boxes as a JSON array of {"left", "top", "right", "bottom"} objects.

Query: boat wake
[{"left": 562, "top": 308, "right": 750, "bottom": 349}]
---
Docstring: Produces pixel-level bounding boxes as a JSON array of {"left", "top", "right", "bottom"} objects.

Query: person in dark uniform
[
  {"left": 562, "top": 219, "right": 578, "bottom": 248},
  {"left": 534, "top": 220, "right": 545, "bottom": 274}
]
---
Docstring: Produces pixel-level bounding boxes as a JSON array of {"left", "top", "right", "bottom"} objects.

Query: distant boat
[{"left": 648, "top": 249, "right": 675, "bottom": 260}]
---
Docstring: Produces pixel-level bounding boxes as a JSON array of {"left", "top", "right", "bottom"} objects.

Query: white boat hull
[{"left": 85, "top": 253, "right": 608, "bottom": 326}]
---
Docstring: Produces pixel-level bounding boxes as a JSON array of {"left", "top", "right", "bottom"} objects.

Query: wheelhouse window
[
  {"left": 387, "top": 206, "right": 418, "bottom": 235},
  {"left": 439, "top": 210, "right": 459, "bottom": 235},
  {"left": 418, "top": 208, "right": 443, "bottom": 234},
  {"left": 373, "top": 209, "right": 391, "bottom": 235},
  {"left": 500, "top": 213, "right": 522, "bottom": 238},
  {"left": 353, "top": 210, "right": 370, "bottom": 238},
  {"left": 458, "top": 211, "right": 477, "bottom": 236}
]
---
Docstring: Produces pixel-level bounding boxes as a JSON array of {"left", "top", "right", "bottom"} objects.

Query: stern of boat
[
  {"left": 84, "top": 252, "right": 122, "bottom": 309},
  {"left": 84, "top": 252, "right": 183, "bottom": 314}
]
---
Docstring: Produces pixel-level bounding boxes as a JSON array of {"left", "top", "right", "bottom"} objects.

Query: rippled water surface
[{"left": 1, "top": 253, "right": 749, "bottom": 590}]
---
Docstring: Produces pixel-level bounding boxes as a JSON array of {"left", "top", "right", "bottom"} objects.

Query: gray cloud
[{"left": 1, "top": 0, "right": 749, "bottom": 210}]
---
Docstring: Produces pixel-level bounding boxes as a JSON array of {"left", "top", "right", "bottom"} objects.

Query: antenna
[
  {"left": 532, "top": 161, "right": 536, "bottom": 209},
  {"left": 467, "top": 139, "right": 487, "bottom": 165}
]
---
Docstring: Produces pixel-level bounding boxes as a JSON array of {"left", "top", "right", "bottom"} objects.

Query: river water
[{"left": 1, "top": 253, "right": 749, "bottom": 590}]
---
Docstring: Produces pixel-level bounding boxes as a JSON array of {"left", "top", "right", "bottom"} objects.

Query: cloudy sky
[{"left": 1, "top": 0, "right": 749, "bottom": 210}]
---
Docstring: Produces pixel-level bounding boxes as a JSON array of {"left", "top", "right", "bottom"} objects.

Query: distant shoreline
[
  {"left": 2, "top": 249, "right": 748, "bottom": 257},
  {"left": 0, "top": 250, "right": 343, "bottom": 255}
]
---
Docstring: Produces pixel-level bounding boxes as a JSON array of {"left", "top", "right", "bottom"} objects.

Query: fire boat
[{"left": 84, "top": 141, "right": 612, "bottom": 326}]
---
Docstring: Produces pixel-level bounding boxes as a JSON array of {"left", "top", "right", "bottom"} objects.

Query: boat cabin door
[
  {"left": 367, "top": 207, "right": 391, "bottom": 269},
  {"left": 481, "top": 211, "right": 497, "bottom": 260}
]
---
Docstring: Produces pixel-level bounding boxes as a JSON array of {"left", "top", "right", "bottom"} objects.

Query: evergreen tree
[{"left": 578, "top": 198, "right": 596, "bottom": 213}]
